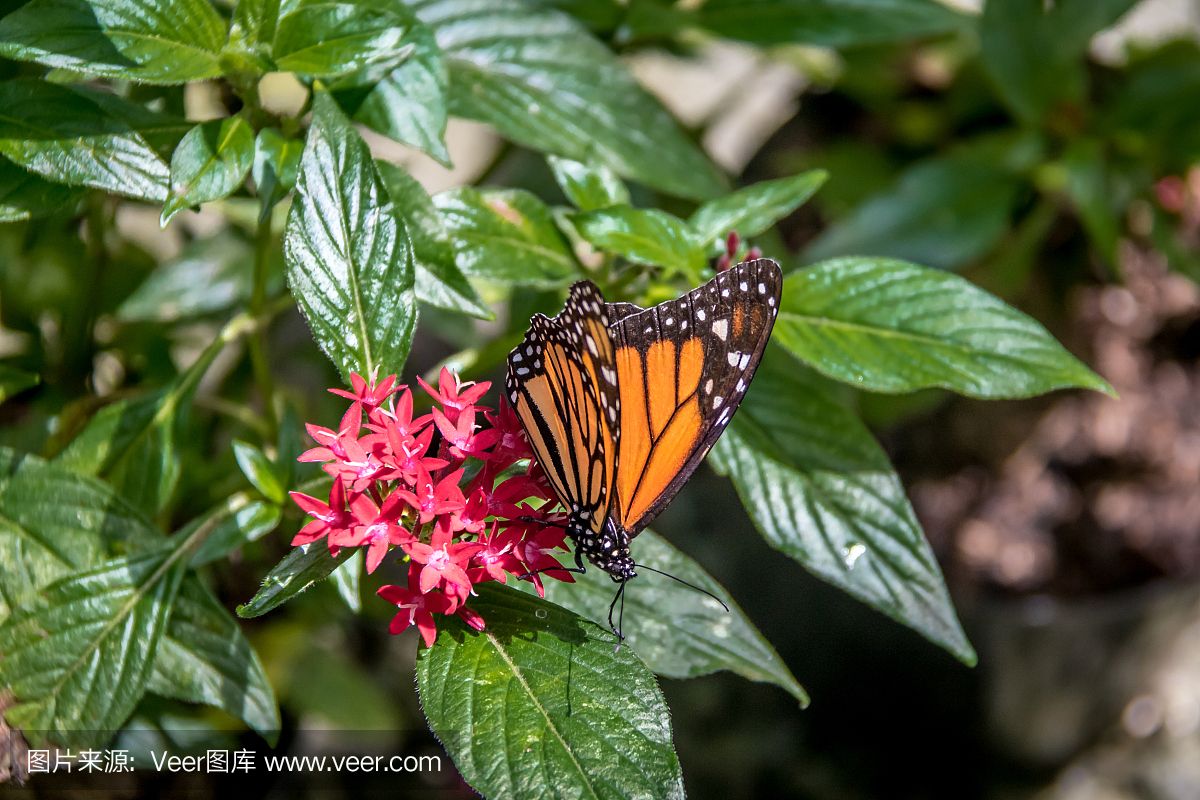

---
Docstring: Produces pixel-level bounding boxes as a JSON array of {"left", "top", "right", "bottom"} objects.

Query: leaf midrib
[{"left": 484, "top": 630, "right": 602, "bottom": 800}]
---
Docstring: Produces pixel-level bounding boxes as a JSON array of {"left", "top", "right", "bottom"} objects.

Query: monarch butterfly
[{"left": 506, "top": 258, "right": 782, "bottom": 623}]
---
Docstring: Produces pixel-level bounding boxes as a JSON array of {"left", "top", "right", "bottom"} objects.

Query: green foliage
[
  {"left": 284, "top": 90, "right": 417, "bottom": 381},
  {"left": 0, "top": 0, "right": 1140, "bottom": 794},
  {"left": 162, "top": 116, "right": 256, "bottom": 225},
  {"left": 434, "top": 186, "right": 580, "bottom": 286},
  {"left": 541, "top": 529, "right": 808, "bottom": 704},
  {"left": 696, "top": 0, "right": 967, "bottom": 47},
  {"left": 410, "top": 0, "right": 724, "bottom": 199},
  {"left": 775, "top": 257, "right": 1114, "bottom": 398},
  {"left": 0, "top": 0, "right": 226, "bottom": 84},
  {"left": 416, "top": 586, "right": 685, "bottom": 800},
  {"left": 711, "top": 354, "right": 975, "bottom": 663}
]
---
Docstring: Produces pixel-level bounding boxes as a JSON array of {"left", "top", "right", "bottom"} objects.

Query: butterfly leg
[{"left": 607, "top": 580, "right": 628, "bottom": 649}]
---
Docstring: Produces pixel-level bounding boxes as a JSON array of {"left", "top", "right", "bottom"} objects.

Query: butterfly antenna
[{"left": 634, "top": 563, "right": 730, "bottom": 613}]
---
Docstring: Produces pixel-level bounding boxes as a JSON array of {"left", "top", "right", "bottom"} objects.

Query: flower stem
[{"left": 249, "top": 210, "right": 279, "bottom": 441}]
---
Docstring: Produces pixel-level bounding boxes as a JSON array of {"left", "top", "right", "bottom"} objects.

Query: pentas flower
[
  {"left": 288, "top": 371, "right": 572, "bottom": 647},
  {"left": 418, "top": 367, "right": 490, "bottom": 424}
]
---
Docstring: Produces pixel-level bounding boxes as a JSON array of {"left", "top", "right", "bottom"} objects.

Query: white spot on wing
[{"left": 712, "top": 319, "right": 728, "bottom": 340}]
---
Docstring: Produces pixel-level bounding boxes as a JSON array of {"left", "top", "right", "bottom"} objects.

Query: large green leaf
[
  {"left": 803, "top": 154, "right": 1021, "bottom": 271},
  {"left": 162, "top": 116, "right": 256, "bottom": 225},
  {"left": 0, "top": 450, "right": 160, "bottom": 620},
  {"left": 710, "top": 354, "right": 975, "bottom": 664},
  {"left": 55, "top": 328, "right": 227, "bottom": 515},
  {"left": 547, "top": 155, "right": 629, "bottom": 211},
  {"left": 0, "top": 79, "right": 169, "bottom": 201},
  {"left": 148, "top": 576, "right": 280, "bottom": 741},
  {"left": 541, "top": 529, "right": 807, "bottom": 704},
  {"left": 354, "top": 20, "right": 450, "bottom": 164},
  {"left": 0, "top": 451, "right": 277, "bottom": 743},
  {"left": 376, "top": 162, "right": 490, "bottom": 317},
  {"left": 696, "top": 0, "right": 966, "bottom": 47},
  {"left": 273, "top": 0, "right": 415, "bottom": 79},
  {"left": 416, "top": 585, "right": 685, "bottom": 800},
  {"left": 573, "top": 206, "right": 706, "bottom": 280},
  {"left": 775, "top": 257, "right": 1113, "bottom": 398},
  {"left": 237, "top": 541, "right": 352, "bottom": 618},
  {"left": 284, "top": 90, "right": 417, "bottom": 381},
  {"left": 0, "top": 159, "right": 82, "bottom": 222},
  {"left": 0, "top": 0, "right": 226, "bottom": 84},
  {"left": 980, "top": 0, "right": 1139, "bottom": 126},
  {"left": 689, "top": 170, "right": 827, "bottom": 251},
  {"left": 434, "top": 185, "right": 579, "bottom": 286},
  {"left": 409, "top": 0, "right": 724, "bottom": 200},
  {"left": 0, "top": 548, "right": 185, "bottom": 747}
]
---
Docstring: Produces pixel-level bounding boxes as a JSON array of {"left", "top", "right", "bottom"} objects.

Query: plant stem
[{"left": 249, "top": 212, "right": 279, "bottom": 440}]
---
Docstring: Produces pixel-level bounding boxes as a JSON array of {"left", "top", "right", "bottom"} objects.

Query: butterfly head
[{"left": 571, "top": 517, "right": 637, "bottom": 582}]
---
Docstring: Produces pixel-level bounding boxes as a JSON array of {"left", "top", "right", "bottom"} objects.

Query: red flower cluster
[{"left": 289, "top": 368, "right": 573, "bottom": 646}]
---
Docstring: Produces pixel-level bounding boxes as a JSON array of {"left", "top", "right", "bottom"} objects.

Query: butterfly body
[{"left": 506, "top": 259, "right": 782, "bottom": 584}]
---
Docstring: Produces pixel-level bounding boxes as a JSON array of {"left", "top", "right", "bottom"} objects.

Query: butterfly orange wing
[{"left": 607, "top": 258, "right": 782, "bottom": 536}]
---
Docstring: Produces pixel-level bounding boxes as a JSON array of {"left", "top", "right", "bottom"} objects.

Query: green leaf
[
  {"left": 1061, "top": 139, "right": 1119, "bottom": 265},
  {"left": 273, "top": 1, "right": 415, "bottom": 79},
  {"left": 710, "top": 353, "right": 975, "bottom": 664},
  {"left": 174, "top": 497, "right": 278, "bottom": 572},
  {"left": 0, "top": 79, "right": 169, "bottom": 201},
  {"left": 803, "top": 153, "right": 1020, "bottom": 271},
  {"left": 547, "top": 154, "right": 629, "bottom": 211},
  {"left": 980, "top": 0, "right": 1138, "bottom": 126},
  {"left": 55, "top": 328, "right": 227, "bottom": 514},
  {"left": 232, "top": 439, "right": 286, "bottom": 504},
  {"left": 237, "top": 541, "right": 353, "bottom": 618},
  {"left": 416, "top": 585, "right": 684, "bottom": 800},
  {"left": 230, "top": 0, "right": 281, "bottom": 57},
  {"left": 0, "top": 364, "right": 38, "bottom": 404},
  {"left": 775, "top": 257, "right": 1113, "bottom": 398},
  {"left": 328, "top": 549, "right": 362, "bottom": 613},
  {"left": 354, "top": 20, "right": 450, "bottom": 164},
  {"left": 573, "top": 206, "right": 705, "bottom": 279},
  {"left": 148, "top": 577, "right": 280, "bottom": 741},
  {"left": 376, "top": 161, "right": 490, "bottom": 317},
  {"left": 696, "top": 0, "right": 966, "bottom": 47},
  {"left": 162, "top": 116, "right": 255, "bottom": 226},
  {"left": 116, "top": 233, "right": 269, "bottom": 323},
  {"left": 410, "top": 0, "right": 724, "bottom": 200},
  {"left": 434, "top": 185, "right": 579, "bottom": 287},
  {"left": 0, "top": 548, "right": 185, "bottom": 747},
  {"left": 541, "top": 529, "right": 807, "bottom": 704},
  {"left": 185, "top": 493, "right": 282, "bottom": 568},
  {"left": 690, "top": 170, "right": 827, "bottom": 251},
  {"left": 0, "top": 453, "right": 276, "bottom": 743},
  {"left": 0, "top": 450, "right": 160, "bottom": 620},
  {"left": 0, "top": 0, "right": 227, "bottom": 84},
  {"left": 0, "top": 158, "right": 82, "bottom": 222},
  {"left": 252, "top": 127, "right": 303, "bottom": 216},
  {"left": 284, "top": 90, "right": 417, "bottom": 381}
]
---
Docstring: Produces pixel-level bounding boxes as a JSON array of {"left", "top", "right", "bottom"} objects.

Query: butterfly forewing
[
  {"left": 506, "top": 282, "right": 619, "bottom": 536},
  {"left": 607, "top": 258, "right": 782, "bottom": 536}
]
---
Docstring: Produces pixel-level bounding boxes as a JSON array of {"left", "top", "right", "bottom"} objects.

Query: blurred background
[{"left": 5, "top": 0, "right": 1200, "bottom": 797}]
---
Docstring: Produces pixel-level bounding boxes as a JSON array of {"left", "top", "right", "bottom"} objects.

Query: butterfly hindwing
[
  {"left": 505, "top": 282, "right": 619, "bottom": 537},
  {"left": 607, "top": 258, "right": 782, "bottom": 536}
]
